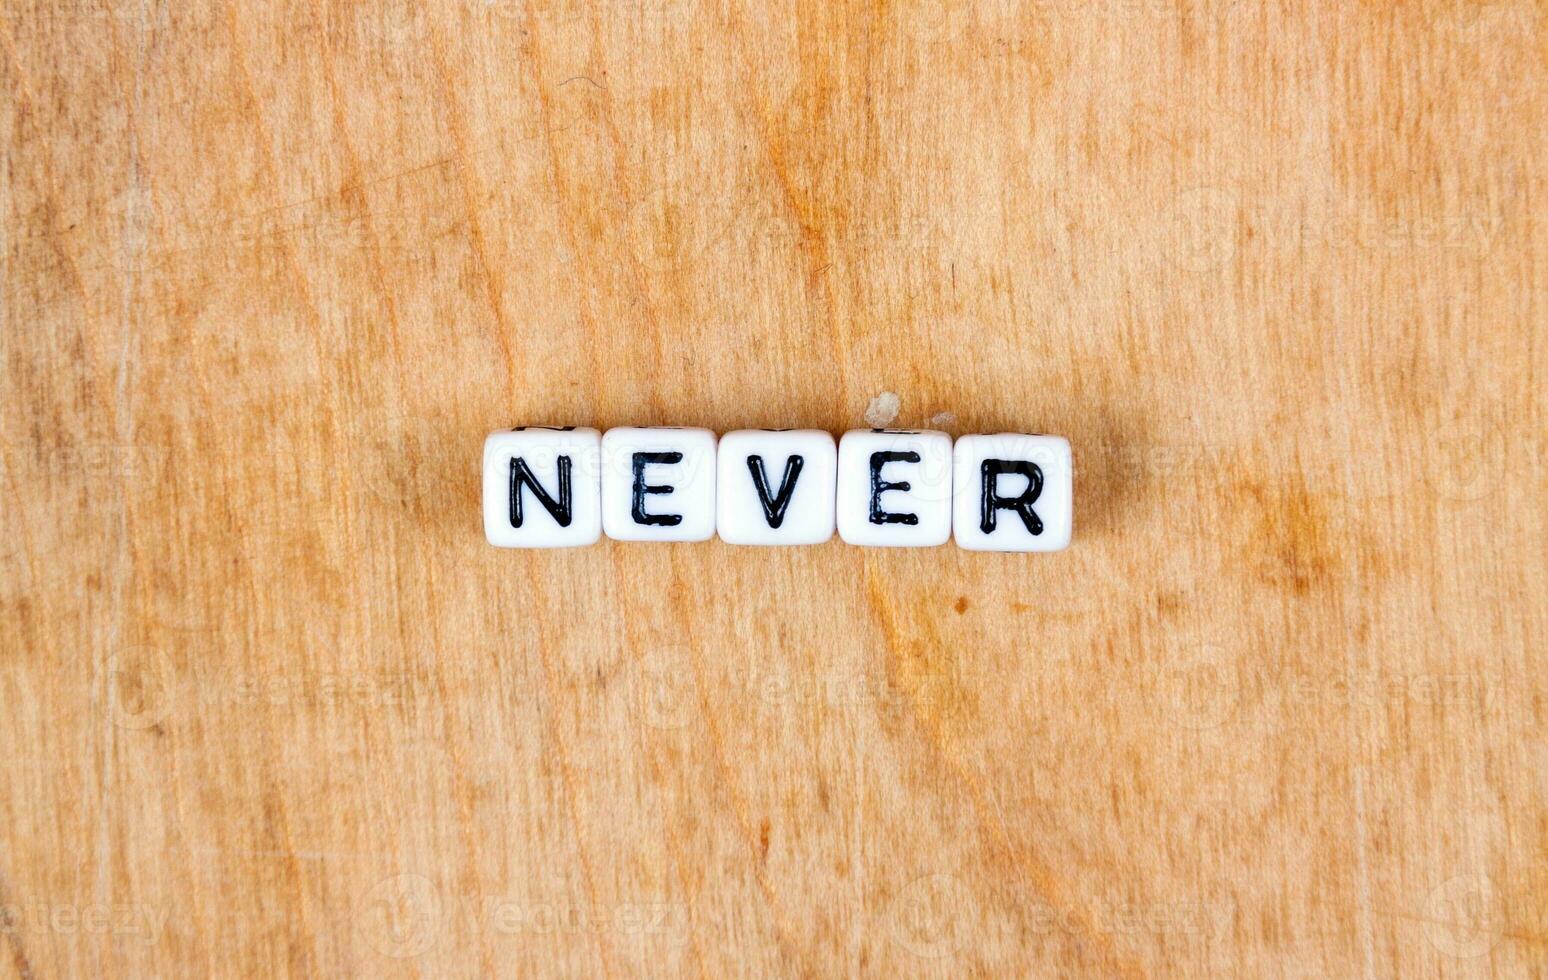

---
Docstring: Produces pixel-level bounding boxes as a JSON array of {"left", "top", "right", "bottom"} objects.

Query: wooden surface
[{"left": 2, "top": 0, "right": 1544, "bottom": 975}]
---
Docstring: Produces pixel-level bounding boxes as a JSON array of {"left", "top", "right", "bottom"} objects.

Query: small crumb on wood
[{"left": 864, "top": 391, "right": 900, "bottom": 427}]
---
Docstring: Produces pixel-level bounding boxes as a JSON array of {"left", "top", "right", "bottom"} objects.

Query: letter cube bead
[
  {"left": 836, "top": 429, "right": 953, "bottom": 547},
  {"left": 952, "top": 434, "right": 1073, "bottom": 552},
  {"left": 601, "top": 427, "right": 718, "bottom": 542},
  {"left": 716, "top": 429, "right": 837, "bottom": 545},
  {"left": 483, "top": 427, "right": 602, "bottom": 548}
]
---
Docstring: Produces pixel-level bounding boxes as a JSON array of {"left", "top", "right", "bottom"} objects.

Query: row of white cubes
[{"left": 483, "top": 427, "right": 1072, "bottom": 551}]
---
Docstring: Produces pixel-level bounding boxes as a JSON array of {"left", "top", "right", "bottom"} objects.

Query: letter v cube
[
  {"left": 717, "top": 429, "right": 837, "bottom": 545},
  {"left": 483, "top": 427, "right": 602, "bottom": 548}
]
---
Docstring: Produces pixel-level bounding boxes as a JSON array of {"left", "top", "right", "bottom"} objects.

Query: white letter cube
[
  {"left": 716, "top": 429, "right": 837, "bottom": 545},
  {"left": 482, "top": 427, "right": 602, "bottom": 548},
  {"left": 952, "top": 433, "right": 1072, "bottom": 551},
  {"left": 836, "top": 429, "right": 953, "bottom": 547},
  {"left": 601, "top": 427, "right": 718, "bottom": 542}
]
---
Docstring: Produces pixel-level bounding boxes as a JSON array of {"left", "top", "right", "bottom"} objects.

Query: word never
[{"left": 482, "top": 427, "right": 1072, "bottom": 552}]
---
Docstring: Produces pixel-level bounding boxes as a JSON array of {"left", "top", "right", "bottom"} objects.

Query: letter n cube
[{"left": 483, "top": 427, "right": 602, "bottom": 548}]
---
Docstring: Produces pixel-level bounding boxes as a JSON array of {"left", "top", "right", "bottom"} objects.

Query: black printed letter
[
  {"left": 509, "top": 456, "right": 573, "bottom": 528},
  {"left": 632, "top": 452, "right": 684, "bottom": 526},
  {"left": 869, "top": 451, "right": 921, "bottom": 525},
  {"left": 746, "top": 455, "right": 805, "bottom": 528},
  {"left": 980, "top": 459, "right": 1043, "bottom": 535}
]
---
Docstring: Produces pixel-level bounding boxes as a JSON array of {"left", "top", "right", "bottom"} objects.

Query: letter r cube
[{"left": 951, "top": 433, "right": 1072, "bottom": 552}]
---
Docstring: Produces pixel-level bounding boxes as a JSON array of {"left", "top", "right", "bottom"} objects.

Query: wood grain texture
[{"left": 1, "top": 0, "right": 1544, "bottom": 975}]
